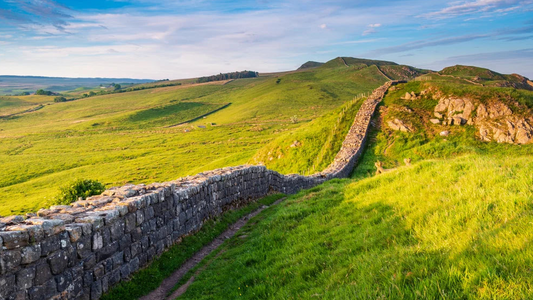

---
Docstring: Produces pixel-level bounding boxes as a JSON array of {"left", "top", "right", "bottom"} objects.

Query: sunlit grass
[{"left": 178, "top": 155, "right": 533, "bottom": 299}]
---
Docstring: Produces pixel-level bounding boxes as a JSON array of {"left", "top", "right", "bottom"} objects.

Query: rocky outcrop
[
  {"left": 387, "top": 118, "right": 413, "bottom": 132},
  {"left": 432, "top": 94, "right": 533, "bottom": 144}
]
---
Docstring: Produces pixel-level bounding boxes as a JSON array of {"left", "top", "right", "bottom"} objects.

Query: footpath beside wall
[{"left": 0, "top": 80, "right": 402, "bottom": 300}]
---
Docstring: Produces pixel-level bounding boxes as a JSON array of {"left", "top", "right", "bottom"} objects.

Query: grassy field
[
  {"left": 0, "top": 60, "right": 387, "bottom": 215},
  {"left": 93, "top": 63, "right": 533, "bottom": 299},
  {"left": 176, "top": 154, "right": 533, "bottom": 299}
]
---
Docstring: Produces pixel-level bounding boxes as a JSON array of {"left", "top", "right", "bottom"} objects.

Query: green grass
[
  {"left": 250, "top": 98, "right": 363, "bottom": 175},
  {"left": 102, "top": 193, "right": 285, "bottom": 300},
  {"left": 0, "top": 64, "right": 386, "bottom": 215},
  {"left": 176, "top": 154, "right": 533, "bottom": 299}
]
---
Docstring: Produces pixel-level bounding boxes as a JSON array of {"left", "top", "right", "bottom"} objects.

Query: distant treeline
[{"left": 197, "top": 71, "right": 258, "bottom": 83}]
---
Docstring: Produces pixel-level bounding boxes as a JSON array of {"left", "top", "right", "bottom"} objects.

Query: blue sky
[{"left": 0, "top": 0, "right": 532, "bottom": 79}]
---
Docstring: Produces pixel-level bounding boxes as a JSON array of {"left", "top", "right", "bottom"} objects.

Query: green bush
[
  {"left": 54, "top": 96, "right": 67, "bottom": 102},
  {"left": 54, "top": 179, "right": 105, "bottom": 205}
]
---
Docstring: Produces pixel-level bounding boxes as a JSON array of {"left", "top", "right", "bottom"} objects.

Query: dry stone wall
[{"left": 0, "top": 81, "right": 401, "bottom": 300}]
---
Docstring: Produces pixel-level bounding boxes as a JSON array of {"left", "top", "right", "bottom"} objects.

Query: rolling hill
[
  {"left": 0, "top": 57, "right": 393, "bottom": 215},
  {"left": 0, "top": 75, "right": 154, "bottom": 95},
  {"left": 102, "top": 61, "right": 533, "bottom": 300},
  {"left": 3, "top": 56, "right": 533, "bottom": 299}
]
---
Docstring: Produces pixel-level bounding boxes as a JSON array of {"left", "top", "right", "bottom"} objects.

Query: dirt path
[{"left": 139, "top": 197, "right": 285, "bottom": 300}]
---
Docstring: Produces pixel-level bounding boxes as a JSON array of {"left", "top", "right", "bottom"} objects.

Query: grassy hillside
[
  {"left": 177, "top": 154, "right": 533, "bottom": 299},
  {"left": 160, "top": 69, "right": 533, "bottom": 299},
  {"left": 298, "top": 61, "right": 324, "bottom": 70},
  {"left": 439, "top": 65, "right": 533, "bottom": 90},
  {"left": 250, "top": 98, "right": 363, "bottom": 175},
  {"left": 0, "top": 62, "right": 387, "bottom": 215}
]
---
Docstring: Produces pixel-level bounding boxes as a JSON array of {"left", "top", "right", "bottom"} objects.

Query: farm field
[{"left": 0, "top": 60, "right": 390, "bottom": 215}]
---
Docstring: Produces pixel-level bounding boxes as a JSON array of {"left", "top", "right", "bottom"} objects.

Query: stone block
[
  {"left": 65, "top": 225, "right": 83, "bottom": 243},
  {"left": 0, "top": 274, "right": 15, "bottom": 299},
  {"left": 34, "top": 263, "right": 52, "bottom": 286},
  {"left": 20, "top": 244, "right": 41, "bottom": 264},
  {"left": 0, "top": 231, "right": 29, "bottom": 249},
  {"left": 41, "top": 235, "right": 60, "bottom": 256},
  {"left": 16, "top": 266, "right": 35, "bottom": 289},
  {"left": 48, "top": 250, "right": 69, "bottom": 275}
]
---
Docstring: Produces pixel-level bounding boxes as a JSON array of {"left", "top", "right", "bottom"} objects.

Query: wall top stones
[{"left": 0, "top": 80, "right": 402, "bottom": 300}]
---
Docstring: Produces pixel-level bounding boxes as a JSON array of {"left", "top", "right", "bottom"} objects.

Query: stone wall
[{"left": 0, "top": 81, "right": 401, "bottom": 300}]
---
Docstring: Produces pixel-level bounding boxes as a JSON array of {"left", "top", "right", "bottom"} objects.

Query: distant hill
[
  {"left": 0, "top": 75, "right": 154, "bottom": 95},
  {"left": 439, "top": 65, "right": 533, "bottom": 91},
  {"left": 321, "top": 57, "right": 398, "bottom": 69},
  {"left": 298, "top": 61, "right": 324, "bottom": 70}
]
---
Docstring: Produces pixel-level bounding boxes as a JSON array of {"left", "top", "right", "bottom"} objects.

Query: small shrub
[
  {"left": 54, "top": 179, "right": 105, "bottom": 205},
  {"left": 54, "top": 96, "right": 67, "bottom": 102},
  {"left": 290, "top": 115, "right": 298, "bottom": 124}
]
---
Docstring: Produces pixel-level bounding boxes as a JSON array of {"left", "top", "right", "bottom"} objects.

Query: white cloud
[
  {"left": 362, "top": 23, "right": 382, "bottom": 36},
  {"left": 320, "top": 24, "right": 327, "bottom": 29}
]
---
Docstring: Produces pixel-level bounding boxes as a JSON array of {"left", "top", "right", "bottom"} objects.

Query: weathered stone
[
  {"left": 440, "top": 131, "right": 450, "bottom": 137},
  {"left": 90, "top": 280, "right": 102, "bottom": 300},
  {"left": 41, "top": 235, "right": 60, "bottom": 256},
  {"left": 55, "top": 269, "right": 73, "bottom": 293},
  {"left": 429, "top": 119, "right": 440, "bottom": 124},
  {"left": 34, "top": 263, "right": 53, "bottom": 286},
  {"left": 48, "top": 250, "right": 69, "bottom": 275},
  {"left": 92, "top": 232, "right": 103, "bottom": 251},
  {"left": 0, "top": 231, "right": 29, "bottom": 249},
  {"left": 0, "top": 274, "right": 15, "bottom": 299},
  {"left": 387, "top": 118, "right": 412, "bottom": 132},
  {"left": 21, "top": 244, "right": 41, "bottom": 264},
  {"left": 28, "top": 278, "right": 57, "bottom": 300},
  {"left": 0, "top": 216, "right": 25, "bottom": 224},
  {"left": 26, "top": 219, "right": 65, "bottom": 237},
  {"left": 452, "top": 116, "right": 465, "bottom": 126},
  {"left": 75, "top": 215, "right": 104, "bottom": 231},
  {"left": 16, "top": 266, "right": 35, "bottom": 289},
  {"left": 65, "top": 225, "right": 83, "bottom": 243}
]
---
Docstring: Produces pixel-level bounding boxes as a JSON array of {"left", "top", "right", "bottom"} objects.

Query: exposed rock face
[
  {"left": 387, "top": 118, "right": 413, "bottom": 132},
  {"left": 433, "top": 95, "right": 533, "bottom": 144}
]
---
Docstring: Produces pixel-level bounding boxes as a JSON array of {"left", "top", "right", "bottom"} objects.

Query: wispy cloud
[
  {"left": 367, "top": 34, "right": 487, "bottom": 56},
  {"left": 420, "top": 0, "right": 532, "bottom": 19},
  {"left": 366, "top": 24, "right": 533, "bottom": 56},
  {"left": 362, "top": 23, "right": 381, "bottom": 36},
  {"left": 0, "top": 0, "right": 73, "bottom": 31}
]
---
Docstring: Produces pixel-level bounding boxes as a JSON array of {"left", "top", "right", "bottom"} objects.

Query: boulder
[
  {"left": 429, "top": 119, "right": 440, "bottom": 124},
  {"left": 440, "top": 131, "right": 450, "bottom": 137},
  {"left": 452, "top": 116, "right": 465, "bottom": 126},
  {"left": 387, "top": 119, "right": 412, "bottom": 132}
]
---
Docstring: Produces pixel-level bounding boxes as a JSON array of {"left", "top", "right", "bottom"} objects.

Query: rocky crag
[
  {"left": 0, "top": 81, "right": 401, "bottom": 300},
  {"left": 387, "top": 87, "right": 533, "bottom": 145}
]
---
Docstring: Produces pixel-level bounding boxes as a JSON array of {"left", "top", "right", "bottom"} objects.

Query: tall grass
[{"left": 178, "top": 155, "right": 533, "bottom": 299}]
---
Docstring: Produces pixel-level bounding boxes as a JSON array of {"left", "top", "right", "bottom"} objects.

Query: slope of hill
[
  {"left": 0, "top": 61, "right": 389, "bottom": 215},
  {"left": 152, "top": 68, "right": 533, "bottom": 300},
  {"left": 439, "top": 65, "right": 533, "bottom": 90},
  {"left": 298, "top": 61, "right": 324, "bottom": 69}
]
